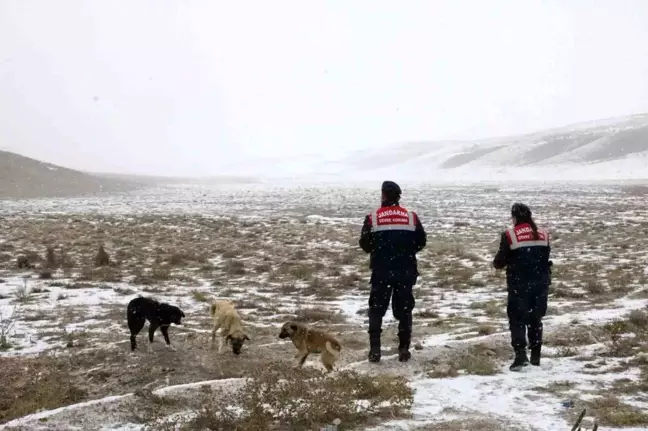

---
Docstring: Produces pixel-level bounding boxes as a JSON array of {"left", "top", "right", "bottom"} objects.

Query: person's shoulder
[
  {"left": 365, "top": 207, "right": 380, "bottom": 216},
  {"left": 394, "top": 204, "right": 413, "bottom": 213},
  {"left": 400, "top": 207, "right": 424, "bottom": 225},
  {"left": 362, "top": 210, "right": 376, "bottom": 224}
]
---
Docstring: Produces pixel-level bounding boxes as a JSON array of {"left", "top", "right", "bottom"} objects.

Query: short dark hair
[{"left": 381, "top": 181, "right": 401, "bottom": 201}]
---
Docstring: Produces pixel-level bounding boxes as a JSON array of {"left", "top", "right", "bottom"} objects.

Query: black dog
[{"left": 127, "top": 296, "right": 185, "bottom": 351}]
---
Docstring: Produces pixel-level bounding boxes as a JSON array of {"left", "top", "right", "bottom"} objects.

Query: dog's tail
[
  {"left": 325, "top": 340, "right": 341, "bottom": 356},
  {"left": 209, "top": 303, "right": 218, "bottom": 317}
]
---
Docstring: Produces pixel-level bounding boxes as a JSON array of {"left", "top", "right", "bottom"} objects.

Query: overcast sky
[{"left": 1, "top": 0, "right": 648, "bottom": 176}]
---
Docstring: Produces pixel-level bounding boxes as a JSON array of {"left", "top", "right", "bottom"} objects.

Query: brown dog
[
  {"left": 278, "top": 321, "right": 342, "bottom": 372},
  {"left": 210, "top": 300, "right": 250, "bottom": 355}
]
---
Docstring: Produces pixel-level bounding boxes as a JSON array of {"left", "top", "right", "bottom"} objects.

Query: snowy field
[{"left": 1, "top": 183, "right": 648, "bottom": 430}]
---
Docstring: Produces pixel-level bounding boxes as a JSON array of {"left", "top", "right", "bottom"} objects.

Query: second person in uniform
[
  {"left": 359, "top": 181, "right": 427, "bottom": 363},
  {"left": 493, "top": 203, "right": 552, "bottom": 371}
]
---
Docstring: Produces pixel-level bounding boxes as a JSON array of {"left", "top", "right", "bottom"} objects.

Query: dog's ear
[
  {"left": 289, "top": 323, "right": 298, "bottom": 331},
  {"left": 226, "top": 334, "right": 232, "bottom": 341},
  {"left": 244, "top": 334, "right": 250, "bottom": 341}
]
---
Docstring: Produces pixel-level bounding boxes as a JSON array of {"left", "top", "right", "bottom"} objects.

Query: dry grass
[
  {"left": 0, "top": 198, "right": 647, "bottom": 428},
  {"left": 143, "top": 362, "right": 413, "bottom": 431},
  {"left": 544, "top": 326, "right": 603, "bottom": 348},
  {"left": 606, "top": 268, "right": 634, "bottom": 294},
  {"left": 254, "top": 262, "right": 272, "bottom": 273},
  {"left": 426, "top": 344, "right": 504, "bottom": 378},
  {"left": 434, "top": 262, "right": 481, "bottom": 290},
  {"left": 551, "top": 282, "right": 586, "bottom": 299},
  {"left": 532, "top": 380, "right": 576, "bottom": 396},
  {"left": 223, "top": 259, "right": 246, "bottom": 276},
  {"left": 191, "top": 290, "right": 209, "bottom": 303},
  {"left": 469, "top": 300, "right": 506, "bottom": 318},
  {"left": 628, "top": 309, "right": 648, "bottom": 329},
  {"left": 580, "top": 396, "right": 648, "bottom": 427},
  {"left": 0, "top": 356, "right": 86, "bottom": 424},
  {"left": 12, "top": 280, "right": 32, "bottom": 304},
  {"left": 337, "top": 271, "right": 363, "bottom": 288},
  {"left": 621, "top": 185, "right": 648, "bottom": 196},
  {"left": 553, "top": 346, "right": 579, "bottom": 358},
  {"left": 288, "top": 263, "right": 318, "bottom": 281},
  {"left": 0, "top": 308, "right": 17, "bottom": 351},
  {"left": 77, "top": 266, "right": 122, "bottom": 283},
  {"left": 455, "top": 352, "right": 500, "bottom": 375},
  {"left": 412, "top": 418, "right": 526, "bottom": 431},
  {"left": 602, "top": 313, "right": 648, "bottom": 358},
  {"left": 131, "top": 265, "right": 173, "bottom": 285},
  {"left": 426, "top": 362, "right": 460, "bottom": 379},
  {"left": 583, "top": 278, "right": 606, "bottom": 295},
  {"left": 477, "top": 324, "right": 497, "bottom": 336},
  {"left": 415, "top": 309, "right": 440, "bottom": 319},
  {"left": 165, "top": 251, "right": 208, "bottom": 266},
  {"left": 293, "top": 307, "right": 347, "bottom": 324},
  {"left": 113, "top": 286, "right": 136, "bottom": 296}
]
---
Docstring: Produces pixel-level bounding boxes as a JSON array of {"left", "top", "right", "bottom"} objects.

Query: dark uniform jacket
[
  {"left": 359, "top": 202, "right": 427, "bottom": 275},
  {"left": 493, "top": 222, "right": 552, "bottom": 288}
]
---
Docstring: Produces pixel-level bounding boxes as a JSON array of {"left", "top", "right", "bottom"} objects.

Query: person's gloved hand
[{"left": 548, "top": 260, "right": 553, "bottom": 285}]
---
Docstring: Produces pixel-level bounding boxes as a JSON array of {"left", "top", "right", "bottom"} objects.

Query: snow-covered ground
[{"left": 1, "top": 183, "right": 647, "bottom": 430}]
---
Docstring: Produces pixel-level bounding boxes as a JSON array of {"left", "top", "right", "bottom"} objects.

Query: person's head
[
  {"left": 511, "top": 203, "right": 532, "bottom": 225},
  {"left": 381, "top": 181, "right": 401, "bottom": 205},
  {"left": 511, "top": 202, "right": 539, "bottom": 239}
]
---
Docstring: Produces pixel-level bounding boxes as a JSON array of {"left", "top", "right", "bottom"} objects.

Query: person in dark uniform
[
  {"left": 493, "top": 203, "right": 552, "bottom": 371},
  {"left": 359, "top": 181, "right": 427, "bottom": 363}
]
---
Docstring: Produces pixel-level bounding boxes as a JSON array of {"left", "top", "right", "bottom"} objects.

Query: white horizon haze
[{"left": 1, "top": 0, "right": 648, "bottom": 177}]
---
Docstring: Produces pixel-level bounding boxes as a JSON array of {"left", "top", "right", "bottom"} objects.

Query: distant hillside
[
  {"left": 306, "top": 112, "right": 648, "bottom": 183},
  {"left": 0, "top": 150, "right": 141, "bottom": 199},
  {"left": 95, "top": 172, "right": 260, "bottom": 185}
]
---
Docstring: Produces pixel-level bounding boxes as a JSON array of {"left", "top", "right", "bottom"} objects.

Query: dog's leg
[
  {"left": 160, "top": 325, "right": 171, "bottom": 345},
  {"left": 297, "top": 350, "right": 309, "bottom": 368},
  {"left": 293, "top": 341, "right": 304, "bottom": 358},
  {"left": 160, "top": 325, "right": 176, "bottom": 351},
  {"left": 211, "top": 323, "right": 220, "bottom": 348},
  {"left": 218, "top": 336, "right": 226, "bottom": 354},
  {"left": 127, "top": 315, "right": 145, "bottom": 352},
  {"left": 147, "top": 323, "right": 159, "bottom": 352},
  {"left": 321, "top": 351, "right": 335, "bottom": 372},
  {"left": 295, "top": 338, "right": 309, "bottom": 366}
]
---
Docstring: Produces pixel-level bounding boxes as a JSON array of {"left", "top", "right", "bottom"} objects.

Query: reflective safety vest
[
  {"left": 369, "top": 206, "right": 417, "bottom": 232},
  {"left": 505, "top": 223, "right": 549, "bottom": 250}
]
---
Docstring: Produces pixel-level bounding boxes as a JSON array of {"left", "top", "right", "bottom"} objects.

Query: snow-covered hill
[{"left": 260, "top": 113, "right": 648, "bottom": 184}]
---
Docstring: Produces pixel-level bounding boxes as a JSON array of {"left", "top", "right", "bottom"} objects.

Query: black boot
[
  {"left": 530, "top": 346, "right": 541, "bottom": 366},
  {"left": 368, "top": 336, "right": 381, "bottom": 363},
  {"left": 398, "top": 349, "right": 411, "bottom": 362},
  {"left": 398, "top": 331, "right": 411, "bottom": 362},
  {"left": 368, "top": 310, "right": 383, "bottom": 363},
  {"left": 509, "top": 349, "right": 529, "bottom": 372}
]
